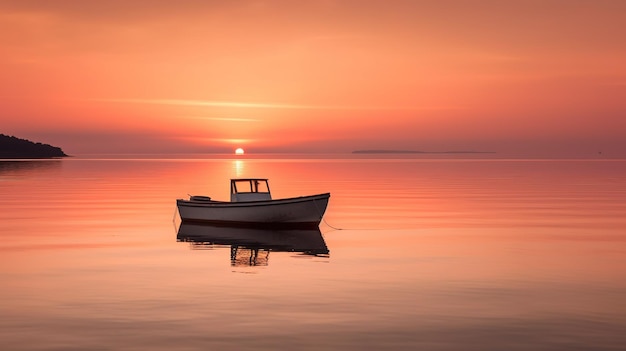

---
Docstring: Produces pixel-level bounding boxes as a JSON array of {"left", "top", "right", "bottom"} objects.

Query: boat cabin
[{"left": 230, "top": 178, "right": 272, "bottom": 202}]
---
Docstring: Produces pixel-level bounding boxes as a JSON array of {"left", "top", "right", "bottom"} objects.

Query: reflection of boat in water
[
  {"left": 177, "top": 222, "right": 329, "bottom": 266},
  {"left": 176, "top": 178, "right": 330, "bottom": 228}
]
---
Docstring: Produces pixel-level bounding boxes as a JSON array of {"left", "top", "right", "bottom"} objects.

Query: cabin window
[
  {"left": 255, "top": 180, "right": 269, "bottom": 193},
  {"left": 232, "top": 180, "right": 269, "bottom": 194}
]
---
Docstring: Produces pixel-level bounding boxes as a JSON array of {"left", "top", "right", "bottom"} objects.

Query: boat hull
[{"left": 176, "top": 193, "right": 330, "bottom": 229}]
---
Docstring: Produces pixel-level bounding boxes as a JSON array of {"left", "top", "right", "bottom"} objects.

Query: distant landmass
[
  {"left": 352, "top": 149, "right": 496, "bottom": 154},
  {"left": 0, "top": 134, "right": 68, "bottom": 159}
]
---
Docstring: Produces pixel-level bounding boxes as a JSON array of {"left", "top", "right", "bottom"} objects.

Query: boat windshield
[
  {"left": 232, "top": 179, "right": 269, "bottom": 193},
  {"left": 230, "top": 179, "right": 271, "bottom": 202}
]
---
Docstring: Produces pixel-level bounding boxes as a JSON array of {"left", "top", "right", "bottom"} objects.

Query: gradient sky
[{"left": 2, "top": 0, "right": 625, "bottom": 155}]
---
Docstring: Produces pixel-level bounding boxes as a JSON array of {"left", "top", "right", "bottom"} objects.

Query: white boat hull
[{"left": 176, "top": 193, "right": 330, "bottom": 228}]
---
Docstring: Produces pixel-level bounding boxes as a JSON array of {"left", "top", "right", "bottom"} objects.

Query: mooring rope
[{"left": 313, "top": 197, "right": 344, "bottom": 231}]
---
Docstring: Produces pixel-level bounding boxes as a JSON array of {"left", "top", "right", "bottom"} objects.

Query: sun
[{"left": 235, "top": 147, "right": 245, "bottom": 155}]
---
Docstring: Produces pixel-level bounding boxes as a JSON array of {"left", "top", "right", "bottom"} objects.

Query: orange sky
[{"left": 1, "top": 0, "right": 625, "bottom": 156}]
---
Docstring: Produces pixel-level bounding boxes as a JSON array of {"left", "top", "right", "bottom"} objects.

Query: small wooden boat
[{"left": 176, "top": 178, "right": 330, "bottom": 228}]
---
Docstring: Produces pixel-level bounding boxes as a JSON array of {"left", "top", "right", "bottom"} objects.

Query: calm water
[{"left": 1, "top": 156, "right": 625, "bottom": 350}]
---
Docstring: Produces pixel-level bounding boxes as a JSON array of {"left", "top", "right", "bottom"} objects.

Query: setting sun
[{"left": 235, "top": 148, "right": 245, "bottom": 155}]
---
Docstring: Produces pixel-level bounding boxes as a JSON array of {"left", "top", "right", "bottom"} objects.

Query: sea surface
[{"left": 1, "top": 155, "right": 625, "bottom": 350}]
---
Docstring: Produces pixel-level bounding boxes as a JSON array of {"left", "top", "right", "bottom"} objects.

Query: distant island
[
  {"left": 352, "top": 149, "right": 496, "bottom": 154},
  {"left": 0, "top": 134, "right": 68, "bottom": 159}
]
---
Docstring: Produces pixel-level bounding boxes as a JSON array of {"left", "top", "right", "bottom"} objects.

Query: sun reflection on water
[{"left": 232, "top": 159, "right": 245, "bottom": 177}]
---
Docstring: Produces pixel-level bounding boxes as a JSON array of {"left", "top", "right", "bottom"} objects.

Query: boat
[{"left": 176, "top": 178, "right": 330, "bottom": 228}]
